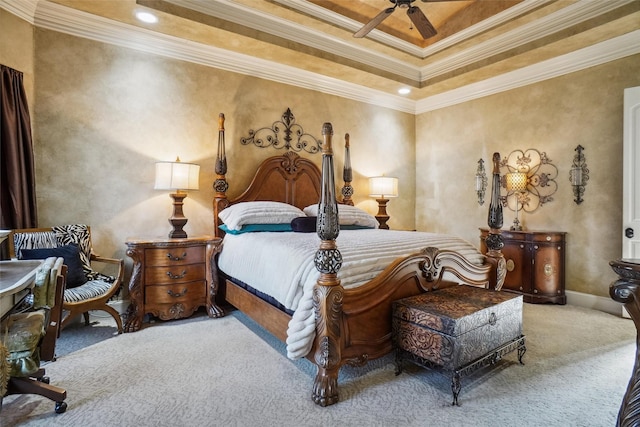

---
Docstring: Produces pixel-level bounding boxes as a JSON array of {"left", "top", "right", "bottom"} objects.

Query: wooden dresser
[
  {"left": 479, "top": 228, "right": 566, "bottom": 304},
  {"left": 123, "top": 236, "right": 222, "bottom": 332}
]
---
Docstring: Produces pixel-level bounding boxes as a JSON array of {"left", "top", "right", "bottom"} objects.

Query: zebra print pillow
[
  {"left": 51, "top": 224, "right": 95, "bottom": 280},
  {"left": 14, "top": 231, "right": 57, "bottom": 258}
]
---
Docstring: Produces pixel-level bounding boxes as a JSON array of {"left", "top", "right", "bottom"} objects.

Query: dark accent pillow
[
  {"left": 20, "top": 244, "right": 88, "bottom": 288},
  {"left": 291, "top": 216, "right": 317, "bottom": 233}
]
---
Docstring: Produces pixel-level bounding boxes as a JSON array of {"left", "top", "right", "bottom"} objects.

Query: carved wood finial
[
  {"left": 485, "top": 152, "right": 505, "bottom": 290},
  {"left": 214, "top": 113, "right": 229, "bottom": 235},
  {"left": 341, "top": 133, "right": 353, "bottom": 205}
]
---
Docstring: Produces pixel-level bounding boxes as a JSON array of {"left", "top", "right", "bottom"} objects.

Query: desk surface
[{"left": 0, "top": 259, "right": 42, "bottom": 298}]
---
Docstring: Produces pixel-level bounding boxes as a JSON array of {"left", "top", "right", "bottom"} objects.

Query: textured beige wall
[
  {"left": 31, "top": 29, "right": 416, "bottom": 277},
  {"left": 416, "top": 54, "right": 640, "bottom": 298},
  {"left": 0, "top": 9, "right": 35, "bottom": 118}
]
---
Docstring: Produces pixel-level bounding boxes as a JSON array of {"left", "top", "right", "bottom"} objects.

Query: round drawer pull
[{"left": 166, "top": 270, "right": 187, "bottom": 279}]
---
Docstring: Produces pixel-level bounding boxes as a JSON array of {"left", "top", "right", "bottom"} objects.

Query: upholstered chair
[
  {"left": 1, "top": 256, "right": 68, "bottom": 414},
  {"left": 9, "top": 225, "right": 124, "bottom": 334}
]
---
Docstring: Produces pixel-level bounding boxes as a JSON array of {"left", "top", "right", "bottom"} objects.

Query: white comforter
[{"left": 217, "top": 229, "right": 484, "bottom": 359}]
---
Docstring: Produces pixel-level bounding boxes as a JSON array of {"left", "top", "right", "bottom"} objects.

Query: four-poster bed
[{"left": 211, "top": 112, "right": 506, "bottom": 406}]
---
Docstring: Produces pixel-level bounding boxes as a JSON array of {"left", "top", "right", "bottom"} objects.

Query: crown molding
[
  {"left": 416, "top": 30, "right": 640, "bottom": 114},
  {"left": 1, "top": 1, "right": 637, "bottom": 116},
  {"left": 0, "top": 0, "right": 37, "bottom": 23},
  {"left": 165, "top": 0, "right": 421, "bottom": 81},
  {"left": 29, "top": 0, "right": 416, "bottom": 113},
  {"left": 419, "top": 0, "right": 636, "bottom": 81},
  {"left": 276, "top": 0, "right": 554, "bottom": 60}
]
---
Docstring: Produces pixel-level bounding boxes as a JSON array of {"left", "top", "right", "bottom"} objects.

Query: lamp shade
[
  {"left": 369, "top": 176, "right": 398, "bottom": 198},
  {"left": 505, "top": 172, "right": 528, "bottom": 193},
  {"left": 155, "top": 160, "right": 200, "bottom": 191}
]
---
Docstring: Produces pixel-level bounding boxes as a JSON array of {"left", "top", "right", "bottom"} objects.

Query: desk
[
  {"left": 610, "top": 258, "right": 640, "bottom": 427},
  {"left": 0, "top": 260, "right": 42, "bottom": 319}
]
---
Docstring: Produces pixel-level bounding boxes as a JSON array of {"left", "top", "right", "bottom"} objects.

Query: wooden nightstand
[
  {"left": 479, "top": 228, "right": 566, "bottom": 304},
  {"left": 123, "top": 236, "right": 222, "bottom": 332}
]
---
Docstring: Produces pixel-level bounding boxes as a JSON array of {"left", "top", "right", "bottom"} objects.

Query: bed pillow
[
  {"left": 291, "top": 216, "right": 317, "bottom": 233},
  {"left": 218, "top": 201, "right": 305, "bottom": 231},
  {"left": 303, "top": 204, "right": 378, "bottom": 228},
  {"left": 219, "top": 223, "right": 293, "bottom": 235},
  {"left": 20, "top": 244, "right": 88, "bottom": 288}
]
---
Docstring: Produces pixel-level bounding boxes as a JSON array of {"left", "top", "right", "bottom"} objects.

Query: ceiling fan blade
[
  {"left": 354, "top": 7, "right": 396, "bottom": 38},
  {"left": 406, "top": 6, "right": 437, "bottom": 39}
]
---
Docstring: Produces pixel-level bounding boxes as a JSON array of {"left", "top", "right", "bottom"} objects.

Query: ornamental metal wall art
[
  {"left": 570, "top": 145, "right": 589, "bottom": 205},
  {"left": 475, "top": 159, "right": 488, "bottom": 206},
  {"left": 499, "top": 148, "right": 558, "bottom": 213},
  {"left": 240, "top": 108, "right": 321, "bottom": 154}
]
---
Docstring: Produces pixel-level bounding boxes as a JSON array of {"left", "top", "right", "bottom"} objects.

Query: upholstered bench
[{"left": 392, "top": 285, "right": 526, "bottom": 405}]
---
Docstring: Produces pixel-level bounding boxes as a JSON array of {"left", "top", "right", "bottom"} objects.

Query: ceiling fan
[{"left": 354, "top": 0, "right": 464, "bottom": 40}]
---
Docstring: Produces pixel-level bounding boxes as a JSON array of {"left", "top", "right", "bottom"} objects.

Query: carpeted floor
[{"left": 1, "top": 303, "right": 636, "bottom": 427}]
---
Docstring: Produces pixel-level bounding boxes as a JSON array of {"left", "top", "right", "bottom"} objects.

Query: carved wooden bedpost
[
  {"left": 213, "top": 113, "right": 229, "bottom": 235},
  {"left": 610, "top": 259, "right": 640, "bottom": 427},
  {"left": 341, "top": 133, "right": 354, "bottom": 205},
  {"left": 312, "top": 123, "right": 345, "bottom": 407},
  {"left": 485, "top": 152, "right": 506, "bottom": 290}
]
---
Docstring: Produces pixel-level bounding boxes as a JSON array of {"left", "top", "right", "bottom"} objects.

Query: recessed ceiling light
[
  {"left": 398, "top": 88, "right": 411, "bottom": 95},
  {"left": 136, "top": 11, "right": 158, "bottom": 24}
]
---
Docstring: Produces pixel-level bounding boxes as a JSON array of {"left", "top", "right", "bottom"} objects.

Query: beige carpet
[{"left": 2, "top": 303, "right": 636, "bottom": 427}]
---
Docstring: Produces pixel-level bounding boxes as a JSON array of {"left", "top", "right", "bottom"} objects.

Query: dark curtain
[{"left": 1, "top": 64, "right": 37, "bottom": 258}]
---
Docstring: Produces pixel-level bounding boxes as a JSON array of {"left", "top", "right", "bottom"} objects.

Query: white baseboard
[{"left": 565, "top": 290, "right": 628, "bottom": 318}]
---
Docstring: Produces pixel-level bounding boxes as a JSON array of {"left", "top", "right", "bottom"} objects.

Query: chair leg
[
  {"left": 101, "top": 305, "right": 124, "bottom": 334},
  {"left": 6, "top": 370, "right": 68, "bottom": 414},
  {"left": 83, "top": 312, "right": 90, "bottom": 326}
]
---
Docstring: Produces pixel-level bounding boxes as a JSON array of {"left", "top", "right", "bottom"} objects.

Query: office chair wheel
[
  {"left": 55, "top": 401, "right": 67, "bottom": 414},
  {"left": 38, "top": 376, "right": 50, "bottom": 384}
]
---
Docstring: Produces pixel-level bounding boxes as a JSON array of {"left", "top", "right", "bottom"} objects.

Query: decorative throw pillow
[
  {"left": 51, "top": 224, "right": 95, "bottom": 279},
  {"left": 219, "top": 223, "right": 293, "bottom": 235},
  {"left": 303, "top": 204, "right": 378, "bottom": 228},
  {"left": 20, "top": 244, "right": 88, "bottom": 288},
  {"left": 12, "top": 231, "right": 57, "bottom": 252},
  {"left": 218, "top": 201, "right": 305, "bottom": 231},
  {"left": 291, "top": 216, "right": 317, "bottom": 233}
]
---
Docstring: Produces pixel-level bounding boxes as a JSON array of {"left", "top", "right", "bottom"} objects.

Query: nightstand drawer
[
  {"left": 145, "top": 281, "right": 206, "bottom": 304},
  {"left": 145, "top": 263, "right": 205, "bottom": 284},
  {"left": 144, "top": 246, "right": 205, "bottom": 266}
]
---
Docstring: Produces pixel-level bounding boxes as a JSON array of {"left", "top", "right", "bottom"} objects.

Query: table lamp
[
  {"left": 369, "top": 176, "right": 398, "bottom": 230},
  {"left": 155, "top": 157, "right": 200, "bottom": 238}
]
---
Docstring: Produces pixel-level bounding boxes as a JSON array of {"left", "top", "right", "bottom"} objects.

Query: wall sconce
[
  {"left": 570, "top": 145, "right": 589, "bottom": 205},
  {"left": 505, "top": 171, "right": 528, "bottom": 231},
  {"left": 369, "top": 176, "right": 398, "bottom": 230},
  {"left": 155, "top": 157, "right": 200, "bottom": 238},
  {"left": 500, "top": 149, "right": 558, "bottom": 229},
  {"left": 475, "top": 159, "right": 488, "bottom": 205}
]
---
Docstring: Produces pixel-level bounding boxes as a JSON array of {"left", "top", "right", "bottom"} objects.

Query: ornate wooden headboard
[
  {"left": 231, "top": 151, "right": 321, "bottom": 208},
  {"left": 212, "top": 110, "right": 350, "bottom": 237}
]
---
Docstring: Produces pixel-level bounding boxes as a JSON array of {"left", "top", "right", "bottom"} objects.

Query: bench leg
[{"left": 451, "top": 372, "right": 461, "bottom": 406}]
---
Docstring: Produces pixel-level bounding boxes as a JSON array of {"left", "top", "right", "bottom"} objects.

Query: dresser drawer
[
  {"left": 144, "top": 245, "right": 205, "bottom": 266},
  {"left": 145, "top": 263, "right": 206, "bottom": 284},
  {"left": 145, "top": 281, "right": 206, "bottom": 304}
]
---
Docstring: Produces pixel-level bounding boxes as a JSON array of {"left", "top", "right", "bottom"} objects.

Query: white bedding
[{"left": 217, "top": 229, "right": 484, "bottom": 359}]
